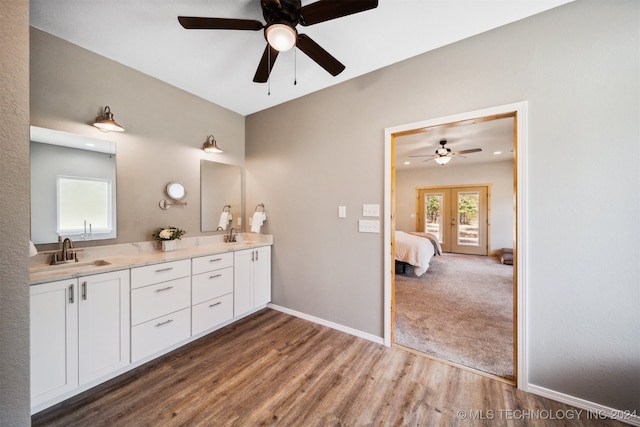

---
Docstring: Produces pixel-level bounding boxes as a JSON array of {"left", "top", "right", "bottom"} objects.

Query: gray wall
[
  {"left": 396, "top": 160, "right": 514, "bottom": 253},
  {"left": 0, "top": 0, "right": 31, "bottom": 425},
  {"left": 30, "top": 28, "right": 246, "bottom": 250},
  {"left": 246, "top": 0, "right": 639, "bottom": 414}
]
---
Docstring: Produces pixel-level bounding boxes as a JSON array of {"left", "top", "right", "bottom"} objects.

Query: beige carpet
[{"left": 394, "top": 253, "right": 514, "bottom": 380}]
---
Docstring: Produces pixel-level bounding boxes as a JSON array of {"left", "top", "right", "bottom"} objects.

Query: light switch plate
[
  {"left": 359, "top": 219, "right": 380, "bottom": 233},
  {"left": 362, "top": 204, "right": 380, "bottom": 217},
  {"left": 338, "top": 206, "right": 347, "bottom": 218}
]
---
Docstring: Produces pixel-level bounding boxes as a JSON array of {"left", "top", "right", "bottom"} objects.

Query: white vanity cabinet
[
  {"left": 234, "top": 246, "right": 271, "bottom": 317},
  {"left": 30, "top": 278, "right": 78, "bottom": 409},
  {"left": 30, "top": 269, "right": 130, "bottom": 411},
  {"left": 130, "top": 259, "right": 191, "bottom": 362},
  {"left": 191, "top": 252, "right": 234, "bottom": 335},
  {"left": 77, "top": 271, "right": 131, "bottom": 384}
]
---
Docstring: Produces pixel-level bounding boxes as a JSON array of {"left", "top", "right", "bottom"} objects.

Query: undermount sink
[{"left": 30, "top": 259, "right": 111, "bottom": 274}]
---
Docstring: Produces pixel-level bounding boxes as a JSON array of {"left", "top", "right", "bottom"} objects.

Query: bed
[{"left": 395, "top": 231, "right": 442, "bottom": 276}]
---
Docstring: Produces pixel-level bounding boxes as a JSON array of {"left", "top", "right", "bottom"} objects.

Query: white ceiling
[
  {"left": 30, "top": 0, "right": 572, "bottom": 116},
  {"left": 395, "top": 116, "right": 515, "bottom": 170}
]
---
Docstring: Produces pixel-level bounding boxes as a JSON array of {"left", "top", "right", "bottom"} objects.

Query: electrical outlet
[
  {"left": 362, "top": 204, "right": 380, "bottom": 217},
  {"left": 359, "top": 219, "right": 380, "bottom": 233}
]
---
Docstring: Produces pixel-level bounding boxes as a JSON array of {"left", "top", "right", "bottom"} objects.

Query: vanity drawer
[
  {"left": 192, "top": 267, "right": 233, "bottom": 305},
  {"left": 131, "top": 277, "right": 190, "bottom": 326},
  {"left": 131, "top": 259, "right": 190, "bottom": 289},
  {"left": 192, "top": 293, "right": 233, "bottom": 336},
  {"left": 131, "top": 307, "right": 190, "bottom": 362},
  {"left": 192, "top": 252, "right": 234, "bottom": 275}
]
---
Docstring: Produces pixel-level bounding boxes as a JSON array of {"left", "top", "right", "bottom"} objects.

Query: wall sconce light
[
  {"left": 93, "top": 106, "right": 125, "bottom": 132},
  {"left": 202, "top": 135, "right": 223, "bottom": 153}
]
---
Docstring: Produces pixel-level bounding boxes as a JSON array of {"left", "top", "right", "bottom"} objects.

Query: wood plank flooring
[{"left": 32, "top": 309, "right": 624, "bottom": 426}]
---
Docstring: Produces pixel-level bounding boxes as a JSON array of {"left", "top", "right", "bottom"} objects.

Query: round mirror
[{"left": 166, "top": 182, "right": 186, "bottom": 200}]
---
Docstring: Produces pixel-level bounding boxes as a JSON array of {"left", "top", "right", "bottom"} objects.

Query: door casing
[{"left": 383, "top": 102, "right": 528, "bottom": 390}]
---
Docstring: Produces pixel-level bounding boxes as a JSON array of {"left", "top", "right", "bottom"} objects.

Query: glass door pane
[
  {"left": 425, "top": 193, "right": 444, "bottom": 242},
  {"left": 457, "top": 191, "right": 480, "bottom": 246}
]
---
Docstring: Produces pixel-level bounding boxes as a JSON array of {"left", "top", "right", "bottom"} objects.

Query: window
[{"left": 57, "top": 176, "right": 113, "bottom": 236}]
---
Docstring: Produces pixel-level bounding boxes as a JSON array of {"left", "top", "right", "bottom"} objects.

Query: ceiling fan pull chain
[
  {"left": 267, "top": 46, "right": 271, "bottom": 96},
  {"left": 294, "top": 47, "right": 297, "bottom": 86}
]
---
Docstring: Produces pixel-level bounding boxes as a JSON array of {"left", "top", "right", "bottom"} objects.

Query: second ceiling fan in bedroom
[
  {"left": 410, "top": 139, "right": 482, "bottom": 165},
  {"left": 178, "top": 0, "right": 379, "bottom": 83}
]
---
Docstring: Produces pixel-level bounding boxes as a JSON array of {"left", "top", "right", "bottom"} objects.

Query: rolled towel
[{"left": 29, "top": 240, "right": 38, "bottom": 257}]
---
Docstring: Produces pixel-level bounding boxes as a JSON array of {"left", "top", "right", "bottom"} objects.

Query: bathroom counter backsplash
[{"left": 29, "top": 233, "right": 273, "bottom": 285}]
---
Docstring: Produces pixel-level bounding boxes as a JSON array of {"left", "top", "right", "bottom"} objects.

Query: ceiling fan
[
  {"left": 410, "top": 139, "right": 482, "bottom": 165},
  {"left": 178, "top": 0, "right": 379, "bottom": 83}
]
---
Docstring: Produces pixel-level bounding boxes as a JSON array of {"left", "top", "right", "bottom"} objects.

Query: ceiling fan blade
[
  {"left": 299, "top": 0, "right": 379, "bottom": 26},
  {"left": 253, "top": 44, "right": 280, "bottom": 83},
  {"left": 296, "top": 34, "right": 345, "bottom": 76},
  {"left": 452, "top": 148, "right": 482, "bottom": 155},
  {"left": 408, "top": 154, "right": 436, "bottom": 158},
  {"left": 178, "top": 16, "right": 263, "bottom": 31}
]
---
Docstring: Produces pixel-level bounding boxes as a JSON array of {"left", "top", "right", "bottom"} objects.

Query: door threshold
[{"left": 393, "top": 342, "right": 516, "bottom": 386}]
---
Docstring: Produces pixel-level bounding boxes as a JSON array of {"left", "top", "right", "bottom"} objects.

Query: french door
[{"left": 417, "top": 185, "right": 489, "bottom": 255}]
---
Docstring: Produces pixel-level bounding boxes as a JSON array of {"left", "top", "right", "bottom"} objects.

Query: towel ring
[
  {"left": 222, "top": 205, "right": 231, "bottom": 213},
  {"left": 255, "top": 203, "right": 265, "bottom": 212}
]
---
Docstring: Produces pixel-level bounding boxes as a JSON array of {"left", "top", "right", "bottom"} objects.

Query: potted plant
[{"left": 152, "top": 226, "right": 186, "bottom": 252}]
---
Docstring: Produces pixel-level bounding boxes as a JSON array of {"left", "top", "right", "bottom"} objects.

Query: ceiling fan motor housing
[{"left": 261, "top": 0, "right": 301, "bottom": 26}]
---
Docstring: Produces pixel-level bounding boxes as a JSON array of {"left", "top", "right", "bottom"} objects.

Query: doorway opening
[{"left": 383, "top": 102, "right": 528, "bottom": 389}]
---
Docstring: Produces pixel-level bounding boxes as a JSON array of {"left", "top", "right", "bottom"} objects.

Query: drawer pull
[
  {"left": 209, "top": 258, "right": 223, "bottom": 262},
  {"left": 209, "top": 301, "right": 222, "bottom": 308},
  {"left": 69, "top": 284, "right": 74, "bottom": 304},
  {"left": 155, "top": 286, "right": 174, "bottom": 293},
  {"left": 82, "top": 281, "right": 87, "bottom": 300},
  {"left": 155, "top": 267, "right": 174, "bottom": 273},
  {"left": 156, "top": 319, "right": 174, "bottom": 327},
  {"left": 209, "top": 274, "right": 222, "bottom": 279}
]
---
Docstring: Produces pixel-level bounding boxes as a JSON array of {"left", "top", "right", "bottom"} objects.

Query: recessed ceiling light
[
  {"left": 404, "top": 161, "right": 411, "bottom": 165},
  {"left": 493, "top": 151, "right": 502, "bottom": 155}
]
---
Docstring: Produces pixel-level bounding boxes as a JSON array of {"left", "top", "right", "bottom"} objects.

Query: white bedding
[{"left": 395, "top": 231, "right": 435, "bottom": 276}]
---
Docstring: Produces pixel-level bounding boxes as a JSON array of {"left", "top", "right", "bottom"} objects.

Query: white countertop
[{"left": 29, "top": 233, "right": 273, "bottom": 285}]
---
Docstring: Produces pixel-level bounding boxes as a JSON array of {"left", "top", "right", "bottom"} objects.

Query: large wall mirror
[
  {"left": 30, "top": 126, "right": 117, "bottom": 244},
  {"left": 201, "top": 160, "right": 242, "bottom": 233}
]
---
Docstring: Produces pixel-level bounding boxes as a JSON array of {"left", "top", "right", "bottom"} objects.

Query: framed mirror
[
  {"left": 201, "top": 160, "right": 242, "bottom": 233},
  {"left": 30, "top": 126, "right": 117, "bottom": 244}
]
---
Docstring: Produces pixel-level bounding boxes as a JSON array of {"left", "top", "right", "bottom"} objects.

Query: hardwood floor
[{"left": 32, "top": 309, "right": 624, "bottom": 426}]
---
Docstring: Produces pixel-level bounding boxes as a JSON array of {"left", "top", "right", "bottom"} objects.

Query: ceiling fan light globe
[
  {"left": 266, "top": 24, "right": 297, "bottom": 51},
  {"left": 434, "top": 156, "right": 451, "bottom": 165}
]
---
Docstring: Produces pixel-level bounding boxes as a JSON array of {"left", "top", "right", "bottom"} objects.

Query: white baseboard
[
  {"left": 527, "top": 384, "right": 639, "bottom": 426},
  {"left": 266, "top": 303, "right": 384, "bottom": 345}
]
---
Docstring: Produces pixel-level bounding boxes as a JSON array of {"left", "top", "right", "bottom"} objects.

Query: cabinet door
[
  {"left": 30, "top": 279, "right": 79, "bottom": 408},
  {"left": 233, "top": 249, "right": 254, "bottom": 316},
  {"left": 254, "top": 246, "right": 271, "bottom": 307},
  {"left": 78, "top": 270, "right": 130, "bottom": 385}
]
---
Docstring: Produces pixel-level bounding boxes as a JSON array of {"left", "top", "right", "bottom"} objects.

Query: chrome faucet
[{"left": 51, "top": 237, "right": 78, "bottom": 265}]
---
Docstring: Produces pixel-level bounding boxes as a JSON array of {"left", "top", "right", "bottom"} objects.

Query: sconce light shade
[
  {"left": 434, "top": 156, "right": 451, "bottom": 165},
  {"left": 93, "top": 106, "right": 125, "bottom": 132},
  {"left": 202, "top": 135, "right": 222, "bottom": 153},
  {"left": 265, "top": 24, "right": 297, "bottom": 52}
]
